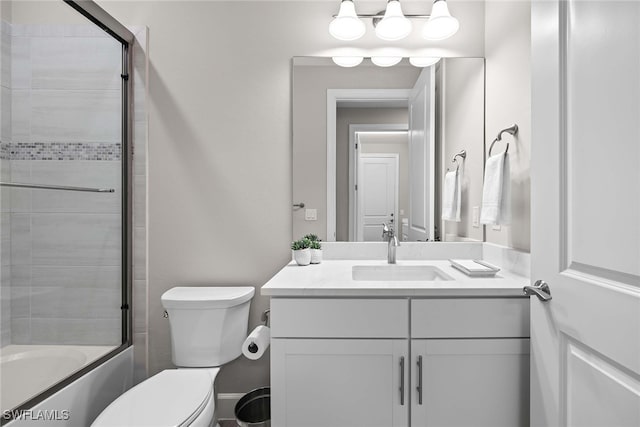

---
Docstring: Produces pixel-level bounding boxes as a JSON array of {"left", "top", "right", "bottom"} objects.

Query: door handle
[
  {"left": 399, "top": 356, "right": 405, "bottom": 406},
  {"left": 416, "top": 355, "right": 423, "bottom": 405},
  {"left": 523, "top": 280, "right": 552, "bottom": 302}
]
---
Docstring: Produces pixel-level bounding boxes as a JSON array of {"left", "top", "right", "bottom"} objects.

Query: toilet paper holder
[
  {"left": 246, "top": 310, "right": 271, "bottom": 355},
  {"left": 261, "top": 309, "right": 270, "bottom": 327}
]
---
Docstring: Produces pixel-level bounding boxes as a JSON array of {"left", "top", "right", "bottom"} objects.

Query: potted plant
[
  {"left": 304, "top": 234, "right": 323, "bottom": 264},
  {"left": 291, "top": 238, "right": 312, "bottom": 266}
]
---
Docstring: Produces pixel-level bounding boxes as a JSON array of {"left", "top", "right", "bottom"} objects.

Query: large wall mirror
[{"left": 292, "top": 57, "right": 485, "bottom": 243}]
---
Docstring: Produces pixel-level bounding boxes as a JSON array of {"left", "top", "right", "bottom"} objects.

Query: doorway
[{"left": 349, "top": 126, "right": 409, "bottom": 242}]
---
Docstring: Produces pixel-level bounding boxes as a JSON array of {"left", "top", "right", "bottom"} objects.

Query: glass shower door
[{"left": 0, "top": 0, "right": 129, "bottom": 415}]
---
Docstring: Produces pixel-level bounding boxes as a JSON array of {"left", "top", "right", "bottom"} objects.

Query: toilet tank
[{"left": 161, "top": 286, "right": 255, "bottom": 367}]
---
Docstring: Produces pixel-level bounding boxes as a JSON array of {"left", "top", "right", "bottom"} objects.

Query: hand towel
[
  {"left": 442, "top": 169, "right": 461, "bottom": 222},
  {"left": 480, "top": 150, "right": 511, "bottom": 225}
]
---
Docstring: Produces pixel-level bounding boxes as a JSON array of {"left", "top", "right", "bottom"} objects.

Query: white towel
[
  {"left": 442, "top": 169, "right": 461, "bottom": 222},
  {"left": 480, "top": 150, "right": 511, "bottom": 225}
]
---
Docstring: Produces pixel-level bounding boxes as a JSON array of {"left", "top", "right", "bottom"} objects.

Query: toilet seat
[{"left": 91, "top": 369, "right": 214, "bottom": 427}]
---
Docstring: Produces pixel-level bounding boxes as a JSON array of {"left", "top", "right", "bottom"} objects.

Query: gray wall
[
  {"left": 336, "top": 108, "right": 409, "bottom": 241},
  {"left": 484, "top": 0, "right": 531, "bottom": 251},
  {"left": 440, "top": 58, "right": 485, "bottom": 242}
]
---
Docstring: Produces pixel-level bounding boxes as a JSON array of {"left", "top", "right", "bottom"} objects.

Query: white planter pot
[
  {"left": 293, "top": 248, "right": 311, "bottom": 266},
  {"left": 310, "top": 249, "right": 323, "bottom": 264}
]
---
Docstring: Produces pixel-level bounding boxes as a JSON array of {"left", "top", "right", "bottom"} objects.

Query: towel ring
[
  {"left": 488, "top": 124, "right": 519, "bottom": 156},
  {"left": 447, "top": 150, "right": 467, "bottom": 172}
]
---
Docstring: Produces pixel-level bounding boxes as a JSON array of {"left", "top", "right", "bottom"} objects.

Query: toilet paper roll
[{"left": 242, "top": 325, "right": 271, "bottom": 360}]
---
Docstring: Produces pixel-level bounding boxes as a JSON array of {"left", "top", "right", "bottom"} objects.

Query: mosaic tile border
[{"left": 2, "top": 142, "right": 121, "bottom": 161}]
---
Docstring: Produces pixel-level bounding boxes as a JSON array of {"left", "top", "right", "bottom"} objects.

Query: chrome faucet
[{"left": 382, "top": 222, "right": 400, "bottom": 264}]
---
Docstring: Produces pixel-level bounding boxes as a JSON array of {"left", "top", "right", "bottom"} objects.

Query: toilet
[{"left": 92, "top": 286, "right": 255, "bottom": 427}]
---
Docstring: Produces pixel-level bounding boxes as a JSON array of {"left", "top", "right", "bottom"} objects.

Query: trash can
[{"left": 235, "top": 387, "right": 270, "bottom": 427}]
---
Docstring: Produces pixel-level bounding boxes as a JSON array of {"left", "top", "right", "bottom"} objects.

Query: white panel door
[
  {"left": 530, "top": 1, "right": 640, "bottom": 426},
  {"left": 357, "top": 154, "right": 398, "bottom": 241},
  {"left": 408, "top": 68, "right": 435, "bottom": 241},
  {"left": 271, "top": 338, "right": 409, "bottom": 427}
]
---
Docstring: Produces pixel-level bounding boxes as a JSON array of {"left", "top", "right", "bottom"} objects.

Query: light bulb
[
  {"left": 371, "top": 56, "right": 403, "bottom": 67},
  {"left": 332, "top": 56, "right": 364, "bottom": 67},
  {"left": 329, "top": 0, "right": 366, "bottom": 41},
  {"left": 409, "top": 57, "right": 441, "bottom": 67},
  {"left": 423, "top": 0, "right": 459, "bottom": 41},
  {"left": 375, "top": 1, "right": 412, "bottom": 41}
]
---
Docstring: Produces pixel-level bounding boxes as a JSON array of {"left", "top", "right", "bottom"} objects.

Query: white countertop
[{"left": 262, "top": 259, "right": 529, "bottom": 297}]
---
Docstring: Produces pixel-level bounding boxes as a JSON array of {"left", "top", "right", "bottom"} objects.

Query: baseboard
[{"left": 217, "top": 393, "right": 244, "bottom": 421}]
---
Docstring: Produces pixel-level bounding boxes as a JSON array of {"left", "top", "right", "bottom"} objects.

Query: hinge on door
[
  {"left": 355, "top": 143, "right": 358, "bottom": 149},
  {"left": 355, "top": 184, "right": 358, "bottom": 191}
]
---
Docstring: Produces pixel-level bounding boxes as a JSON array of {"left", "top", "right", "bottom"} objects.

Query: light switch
[
  {"left": 472, "top": 206, "right": 480, "bottom": 227},
  {"left": 305, "top": 209, "right": 317, "bottom": 221},
  {"left": 492, "top": 224, "right": 501, "bottom": 231}
]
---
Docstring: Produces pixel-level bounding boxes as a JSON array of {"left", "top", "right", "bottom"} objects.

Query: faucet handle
[
  {"left": 382, "top": 222, "right": 391, "bottom": 239},
  {"left": 382, "top": 221, "right": 396, "bottom": 239}
]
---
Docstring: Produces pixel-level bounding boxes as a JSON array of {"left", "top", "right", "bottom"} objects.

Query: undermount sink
[{"left": 352, "top": 265, "right": 454, "bottom": 282}]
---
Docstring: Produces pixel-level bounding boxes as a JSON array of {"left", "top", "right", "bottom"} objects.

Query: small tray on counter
[{"left": 449, "top": 259, "right": 501, "bottom": 277}]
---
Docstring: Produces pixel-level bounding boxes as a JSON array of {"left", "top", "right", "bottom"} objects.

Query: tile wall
[
  {"left": 131, "top": 26, "right": 148, "bottom": 384},
  {"left": 1, "top": 20, "right": 12, "bottom": 347},
  {"left": 2, "top": 22, "right": 125, "bottom": 347}
]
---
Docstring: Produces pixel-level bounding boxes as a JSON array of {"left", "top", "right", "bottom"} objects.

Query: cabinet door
[
  {"left": 271, "top": 338, "right": 409, "bottom": 427},
  {"left": 411, "top": 339, "right": 530, "bottom": 427}
]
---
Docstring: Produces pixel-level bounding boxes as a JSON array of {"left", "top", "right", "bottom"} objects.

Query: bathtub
[{"left": 0, "top": 345, "right": 117, "bottom": 414}]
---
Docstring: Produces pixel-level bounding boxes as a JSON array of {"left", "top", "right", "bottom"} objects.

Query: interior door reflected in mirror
[{"left": 292, "top": 57, "right": 485, "bottom": 243}]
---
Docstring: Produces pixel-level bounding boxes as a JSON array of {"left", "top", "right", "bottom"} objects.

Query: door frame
[
  {"left": 356, "top": 153, "right": 400, "bottom": 242},
  {"left": 326, "top": 89, "right": 412, "bottom": 241},
  {"left": 348, "top": 124, "right": 408, "bottom": 241}
]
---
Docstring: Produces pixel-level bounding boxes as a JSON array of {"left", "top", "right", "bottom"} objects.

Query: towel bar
[
  {"left": 488, "top": 124, "right": 519, "bottom": 156},
  {"left": 447, "top": 150, "right": 467, "bottom": 172}
]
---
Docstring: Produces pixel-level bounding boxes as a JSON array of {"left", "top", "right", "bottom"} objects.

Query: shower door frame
[{"left": 2, "top": 1, "right": 134, "bottom": 423}]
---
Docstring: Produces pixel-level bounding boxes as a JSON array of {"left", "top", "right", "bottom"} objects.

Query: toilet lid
[{"left": 92, "top": 370, "right": 213, "bottom": 427}]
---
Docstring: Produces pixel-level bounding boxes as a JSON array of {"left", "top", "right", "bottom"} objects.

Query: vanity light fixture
[
  {"left": 332, "top": 56, "right": 365, "bottom": 67},
  {"left": 331, "top": 56, "right": 440, "bottom": 68},
  {"left": 422, "top": 0, "right": 459, "bottom": 41},
  {"left": 371, "top": 56, "right": 403, "bottom": 67},
  {"left": 329, "top": 0, "right": 366, "bottom": 41},
  {"left": 374, "top": 0, "right": 412, "bottom": 41},
  {"left": 329, "top": 0, "right": 459, "bottom": 41},
  {"left": 409, "top": 57, "right": 441, "bottom": 67}
]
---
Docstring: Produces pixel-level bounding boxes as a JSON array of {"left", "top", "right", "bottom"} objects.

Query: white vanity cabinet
[
  {"left": 410, "top": 298, "right": 530, "bottom": 427},
  {"left": 270, "top": 297, "right": 530, "bottom": 427},
  {"left": 271, "top": 339, "right": 409, "bottom": 427},
  {"left": 270, "top": 298, "right": 410, "bottom": 427}
]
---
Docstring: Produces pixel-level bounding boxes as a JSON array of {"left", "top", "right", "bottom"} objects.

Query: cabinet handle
[
  {"left": 399, "top": 356, "right": 405, "bottom": 406},
  {"left": 416, "top": 355, "right": 423, "bottom": 405}
]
